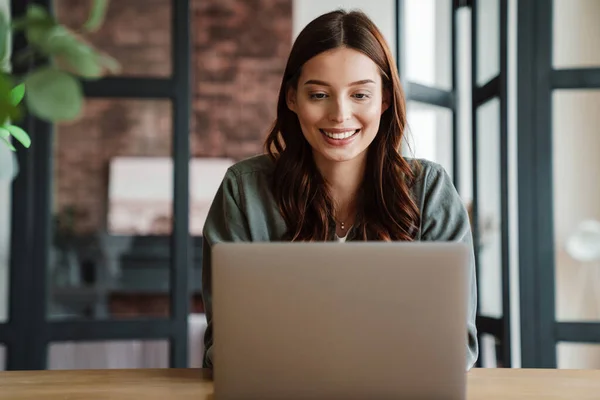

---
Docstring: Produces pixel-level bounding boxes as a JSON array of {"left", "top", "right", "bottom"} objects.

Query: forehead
[{"left": 299, "top": 47, "right": 382, "bottom": 86}]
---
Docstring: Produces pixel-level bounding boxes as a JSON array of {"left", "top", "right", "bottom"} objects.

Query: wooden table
[{"left": 1, "top": 367, "right": 599, "bottom": 399}]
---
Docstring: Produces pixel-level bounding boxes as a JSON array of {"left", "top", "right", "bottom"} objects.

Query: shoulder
[
  {"left": 206, "top": 153, "right": 286, "bottom": 241},
  {"left": 404, "top": 158, "right": 470, "bottom": 240},
  {"left": 226, "top": 154, "right": 275, "bottom": 179},
  {"left": 217, "top": 154, "right": 275, "bottom": 200},
  {"left": 405, "top": 157, "right": 452, "bottom": 197},
  {"left": 217, "top": 154, "right": 279, "bottom": 211}
]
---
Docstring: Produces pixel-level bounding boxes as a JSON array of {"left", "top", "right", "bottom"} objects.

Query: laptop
[{"left": 211, "top": 242, "right": 470, "bottom": 400}]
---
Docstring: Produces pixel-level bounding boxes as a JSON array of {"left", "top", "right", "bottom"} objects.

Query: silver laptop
[{"left": 212, "top": 242, "right": 469, "bottom": 400}]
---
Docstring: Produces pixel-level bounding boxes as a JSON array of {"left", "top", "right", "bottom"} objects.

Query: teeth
[{"left": 322, "top": 129, "right": 357, "bottom": 139}]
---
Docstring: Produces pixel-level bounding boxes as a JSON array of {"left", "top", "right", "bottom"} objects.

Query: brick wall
[{"left": 53, "top": 0, "right": 292, "bottom": 234}]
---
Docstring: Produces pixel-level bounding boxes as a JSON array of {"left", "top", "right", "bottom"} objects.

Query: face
[{"left": 287, "top": 47, "right": 389, "bottom": 168}]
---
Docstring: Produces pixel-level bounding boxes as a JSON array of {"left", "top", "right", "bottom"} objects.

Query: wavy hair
[{"left": 264, "top": 9, "right": 421, "bottom": 241}]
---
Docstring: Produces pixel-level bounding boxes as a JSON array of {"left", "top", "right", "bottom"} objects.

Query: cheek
[
  {"left": 295, "top": 102, "right": 324, "bottom": 125},
  {"left": 357, "top": 102, "right": 383, "bottom": 126}
]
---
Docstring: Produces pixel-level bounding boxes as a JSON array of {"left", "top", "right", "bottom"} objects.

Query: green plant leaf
[
  {"left": 5, "top": 124, "right": 30, "bottom": 148},
  {"left": 38, "top": 27, "right": 108, "bottom": 79},
  {"left": 24, "top": 5, "right": 57, "bottom": 49},
  {"left": 19, "top": 4, "right": 119, "bottom": 79},
  {"left": 84, "top": 0, "right": 109, "bottom": 32},
  {"left": 10, "top": 84, "right": 25, "bottom": 106},
  {"left": 27, "top": 24, "right": 56, "bottom": 48},
  {"left": 98, "top": 53, "right": 121, "bottom": 74},
  {"left": 26, "top": 21, "right": 58, "bottom": 49},
  {"left": 0, "top": 11, "right": 8, "bottom": 62},
  {"left": 12, "top": 5, "right": 53, "bottom": 37},
  {"left": 40, "top": 25, "right": 73, "bottom": 54},
  {"left": 56, "top": 41, "right": 104, "bottom": 79},
  {"left": 11, "top": 17, "right": 28, "bottom": 32},
  {"left": 24, "top": 67, "right": 83, "bottom": 122},
  {"left": 0, "top": 129, "right": 15, "bottom": 151},
  {"left": 27, "top": 4, "right": 50, "bottom": 20},
  {"left": 0, "top": 74, "right": 21, "bottom": 125}
]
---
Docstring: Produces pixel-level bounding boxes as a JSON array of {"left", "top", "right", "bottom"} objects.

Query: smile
[{"left": 319, "top": 129, "right": 361, "bottom": 140}]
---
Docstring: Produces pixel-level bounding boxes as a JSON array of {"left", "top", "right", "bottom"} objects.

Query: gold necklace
[
  {"left": 335, "top": 217, "right": 351, "bottom": 231},
  {"left": 335, "top": 206, "right": 355, "bottom": 231}
]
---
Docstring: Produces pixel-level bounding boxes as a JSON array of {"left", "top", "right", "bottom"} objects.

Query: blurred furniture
[
  {"left": 1, "top": 367, "right": 600, "bottom": 399},
  {"left": 49, "top": 235, "right": 204, "bottom": 319},
  {"left": 0, "top": 314, "right": 207, "bottom": 370}
]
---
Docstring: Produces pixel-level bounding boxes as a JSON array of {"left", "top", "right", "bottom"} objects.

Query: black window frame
[{"left": 517, "top": 0, "right": 600, "bottom": 369}]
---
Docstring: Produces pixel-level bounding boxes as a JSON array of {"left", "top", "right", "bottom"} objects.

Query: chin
[{"left": 316, "top": 147, "right": 368, "bottom": 164}]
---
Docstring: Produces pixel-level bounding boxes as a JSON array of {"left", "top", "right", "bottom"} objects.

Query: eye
[
  {"left": 309, "top": 93, "right": 328, "bottom": 100},
  {"left": 353, "top": 93, "right": 371, "bottom": 100}
]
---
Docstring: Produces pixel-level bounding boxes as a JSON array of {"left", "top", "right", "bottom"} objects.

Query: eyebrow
[{"left": 303, "top": 79, "right": 376, "bottom": 86}]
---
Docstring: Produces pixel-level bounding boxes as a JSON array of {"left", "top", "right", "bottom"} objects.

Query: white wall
[
  {"left": 403, "top": 1, "right": 454, "bottom": 178},
  {"left": 292, "top": 0, "right": 395, "bottom": 58}
]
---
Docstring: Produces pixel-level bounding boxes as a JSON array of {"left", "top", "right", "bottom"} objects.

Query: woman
[{"left": 201, "top": 9, "right": 478, "bottom": 370}]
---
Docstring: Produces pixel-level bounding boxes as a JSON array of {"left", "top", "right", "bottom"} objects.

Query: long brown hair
[{"left": 264, "top": 9, "right": 421, "bottom": 242}]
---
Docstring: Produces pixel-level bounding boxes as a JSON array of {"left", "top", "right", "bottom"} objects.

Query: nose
[{"left": 328, "top": 98, "right": 351, "bottom": 123}]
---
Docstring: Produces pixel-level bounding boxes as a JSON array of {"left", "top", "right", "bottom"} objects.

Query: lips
[{"left": 319, "top": 129, "right": 360, "bottom": 140}]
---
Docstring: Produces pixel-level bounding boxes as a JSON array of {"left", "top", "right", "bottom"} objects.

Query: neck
[{"left": 314, "top": 153, "right": 366, "bottom": 222}]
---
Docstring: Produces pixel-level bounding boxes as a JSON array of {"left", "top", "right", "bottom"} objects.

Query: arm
[
  {"left": 201, "top": 168, "right": 251, "bottom": 369},
  {"left": 419, "top": 162, "right": 479, "bottom": 370}
]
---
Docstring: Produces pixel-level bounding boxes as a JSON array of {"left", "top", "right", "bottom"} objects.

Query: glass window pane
[
  {"left": 405, "top": 0, "right": 452, "bottom": 90},
  {"left": 476, "top": 0, "right": 499, "bottom": 86},
  {"left": 553, "top": 91, "right": 600, "bottom": 322},
  {"left": 480, "top": 333, "right": 502, "bottom": 368},
  {"left": 49, "top": 99, "right": 173, "bottom": 320},
  {"left": 188, "top": 313, "right": 208, "bottom": 367},
  {"left": 456, "top": 6, "right": 473, "bottom": 204},
  {"left": 405, "top": 101, "right": 453, "bottom": 180},
  {"left": 53, "top": 0, "right": 172, "bottom": 77},
  {"left": 553, "top": 0, "right": 600, "bottom": 68},
  {"left": 292, "top": 1, "right": 395, "bottom": 51},
  {"left": 48, "top": 340, "right": 168, "bottom": 369},
  {"left": 557, "top": 342, "right": 600, "bottom": 369},
  {"left": 190, "top": 159, "right": 233, "bottom": 236},
  {"left": 476, "top": 97, "right": 503, "bottom": 318},
  {"left": 0, "top": 144, "right": 11, "bottom": 323},
  {"left": 0, "top": 344, "right": 5, "bottom": 370}
]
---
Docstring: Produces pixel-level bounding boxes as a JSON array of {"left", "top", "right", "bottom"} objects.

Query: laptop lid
[{"left": 212, "top": 242, "right": 469, "bottom": 400}]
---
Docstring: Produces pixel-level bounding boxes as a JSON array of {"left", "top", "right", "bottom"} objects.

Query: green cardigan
[{"left": 200, "top": 154, "right": 479, "bottom": 370}]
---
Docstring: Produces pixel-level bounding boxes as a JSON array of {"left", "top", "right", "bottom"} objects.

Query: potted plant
[{"left": 0, "top": 0, "right": 119, "bottom": 158}]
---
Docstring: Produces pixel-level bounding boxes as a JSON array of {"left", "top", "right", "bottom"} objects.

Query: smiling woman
[
  {"left": 288, "top": 51, "right": 387, "bottom": 165},
  {"left": 265, "top": 11, "right": 417, "bottom": 243},
  {"left": 200, "top": 9, "right": 479, "bottom": 372}
]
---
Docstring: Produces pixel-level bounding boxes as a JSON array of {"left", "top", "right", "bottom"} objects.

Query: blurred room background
[{"left": 1, "top": 0, "right": 600, "bottom": 371}]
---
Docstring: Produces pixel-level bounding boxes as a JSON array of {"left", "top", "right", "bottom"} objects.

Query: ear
[
  {"left": 381, "top": 87, "right": 391, "bottom": 114},
  {"left": 286, "top": 86, "right": 298, "bottom": 113}
]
